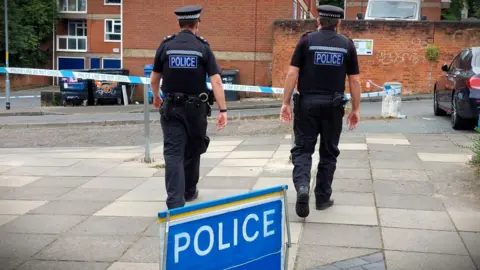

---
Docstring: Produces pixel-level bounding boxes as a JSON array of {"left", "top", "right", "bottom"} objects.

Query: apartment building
[{"left": 55, "top": 0, "right": 122, "bottom": 71}]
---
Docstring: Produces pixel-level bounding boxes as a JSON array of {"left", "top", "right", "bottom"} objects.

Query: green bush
[
  {"left": 471, "top": 127, "right": 480, "bottom": 165},
  {"left": 426, "top": 44, "right": 440, "bottom": 62}
]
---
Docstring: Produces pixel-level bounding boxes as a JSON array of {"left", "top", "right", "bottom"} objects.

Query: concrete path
[{"left": 0, "top": 133, "right": 479, "bottom": 270}]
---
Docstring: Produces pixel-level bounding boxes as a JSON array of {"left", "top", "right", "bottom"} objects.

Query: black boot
[
  {"left": 185, "top": 189, "right": 199, "bottom": 202},
  {"left": 316, "top": 199, "right": 334, "bottom": 210},
  {"left": 296, "top": 186, "right": 310, "bottom": 218}
]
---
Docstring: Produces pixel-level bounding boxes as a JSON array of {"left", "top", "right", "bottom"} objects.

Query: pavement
[
  {"left": 0, "top": 132, "right": 479, "bottom": 270},
  {"left": 0, "top": 99, "right": 436, "bottom": 129}
]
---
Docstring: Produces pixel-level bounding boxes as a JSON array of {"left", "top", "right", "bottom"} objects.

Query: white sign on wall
[{"left": 353, "top": 39, "right": 373, "bottom": 56}]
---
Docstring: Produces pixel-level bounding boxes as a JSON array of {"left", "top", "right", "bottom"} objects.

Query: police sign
[
  {"left": 314, "top": 52, "right": 344, "bottom": 66},
  {"left": 157, "top": 185, "right": 292, "bottom": 270},
  {"left": 169, "top": 55, "right": 198, "bottom": 69}
]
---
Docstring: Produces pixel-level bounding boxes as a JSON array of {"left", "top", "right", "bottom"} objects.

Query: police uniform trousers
[
  {"left": 160, "top": 93, "right": 210, "bottom": 209},
  {"left": 291, "top": 93, "right": 344, "bottom": 204}
]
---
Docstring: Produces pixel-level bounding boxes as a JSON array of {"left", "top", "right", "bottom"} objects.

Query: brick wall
[
  {"left": 123, "top": 0, "right": 294, "bottom": 95},
  {"left": 271, "top": 20, "right": 480, "bottom": 94}
]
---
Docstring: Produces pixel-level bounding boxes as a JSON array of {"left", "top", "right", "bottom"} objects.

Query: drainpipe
[{"left": 120, "top": 0, "right": 123, "bottom": 68}]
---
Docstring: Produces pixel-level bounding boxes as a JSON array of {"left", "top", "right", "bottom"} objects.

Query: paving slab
[
  {"left": 202, "top": 152, "right": 230, "bottom": 159},
  {"left": 252, "top": 177, "right": 294, "bottom": 199},
  {"left": 34, "top": 235, "right": 137, "bottom": 262},
  {"left": 198, "top": 176, "right": 257, "bottom": 190},
  {"left": 369, "top": 159, "right": 424, "bottom": 170},
  {"left": 288, "top": 204, "right": 378, "bottom": 226},
  {"left": 0, "top": 233, "right": 58, "bottom": 259},
  {"left": 206, "top": 145, "right": 238, "bottom": 152},
  {"left": 25, "top": 176, "right": 92, "bottom": 188},
  {"left": 460, "top": 232, "right": 480, "bottom": 269},
  {"left": 0, "top": 258, "right": 26, "bottom": 270},
  {"left": 199, "top": 158, "right": 223, "bottom": 167},
  {"left": 378, "top": 208, "right": 456, "bottom": 230},
  {"left": 373, "top": 180, "right": 435, "bottom": 195},
  {"left": 235, "top": 144, "right": 279, "bottom": 151},
  {"left": 2, "top": 166, "right": 63, "bottom": 176},
  {"left": 367, "top": 144, "right": 413, "bottom": 153},
  {"left": 338, "top": 150, "right": 369, "bottom": 160},
  {"left": 187, "top": 189, "right": 251, "bottom": 204},
  {"left": 225, "top": 151, "right": 275, "bottom": 159},
  {"left": 418, "top": 153, "right": 472, "bottom": 163},
  {"left": 332, "top": 179, "right": 373, "bottom": 193},
  {"left": 94, "top": 201, "right": 167, "bottom": 218},
  {"left": 0, "top": 175, "right": 41, "bottom": 187},
  {"left": 338, "top": 144, "right": 368, "bottom": 150},
  {"left": 447, "top": 208, "right": 480, "bottom": 232},
  {"left": 206, "top": 166, "right": 263, "bottom": 177},
  {"left": 0, "top": 187, "right": 73, "bottom": 200},
  {"left": 219, "top": 158, "right": 269, "bottom": 167},
  {"left": 28, "top": 200, "right": 112, "bottom": 215},
  {"left": 369, "top": 151, "right": 419, "bottom": 162},
  {"left": 382, "top": 227, "right": 469, "bottom": 255},
  {"left": 0, "top": 200, "right": 47, "bottom": 215},
  {"left": 15, "top": 260, "right": 110, "bottom": 270},
  {"left": 290, "top": 222, "right": 303, "bottom": 244},
  {"left": 0, "top": 215, "right": 18, "bottom": 226},
  {"left": 108, "top": 262, "right": 159, "bottom": 270},
  {"left": 385, "top": 251, "right": 476, "bottom": 270},
  {"left": 336, "top": 158, "right": 370, "bottom": 169},
  {"left": 56, "top": 188, "right": 127, "bottom": 201},
  {"left": 372, "top": 169, "right": 429, "bottom": 182},
  {"left": 366, "top": 138, "right": 410, "bottom": 145},
  {"left": 334, "top": 169, "right": 371, "bottom": 180},
  {"left": 295, "top": 245, "right": 378, "bottom": 270},
  {"left": 119, "top": 237, "right": 159, "bottom": 263},
  {"left": 100, "top": 167, "right": 158, "bottom": 178},
  {"left": 331, "top": 192, "right": 375, "bottom": 206},
  {"left": 0, "top": 214, "right": 87, "bottom": 234},
  {"left": 49, "top": 160, "right": 122, "bottom": 177},
  {"left": 80, "top": 177, "right": 147, "bottom": 190},
  {"left": 67, "top": 216, "right": 154, "bottom": 236},
  {"left": 301, "top": 223, "right": 382, "bottom": 249},
  {"left": 375, "top": 193, "right": 445, "bottom": 211}
]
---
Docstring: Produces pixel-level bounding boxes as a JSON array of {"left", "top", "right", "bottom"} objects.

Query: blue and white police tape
[
  {"left": 0, "top": 95, "right": 40, "bottom": 99},
  {"left": 0, "top": 67, "right": 401, "bottom": 98}
]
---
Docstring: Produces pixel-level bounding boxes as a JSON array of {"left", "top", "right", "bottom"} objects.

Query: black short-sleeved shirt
[
  {"left": 152, "top": 30, "right": 220, "bottom": 94},
  {"left": 290, "top": 29, "right": 359, "bottom": 94}
]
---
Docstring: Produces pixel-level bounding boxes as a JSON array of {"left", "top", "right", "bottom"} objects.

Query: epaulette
[
  {"left": 196, "top": 36, "right": 210, "bottom": 46},
  {"left": 162, "top": 34, "right": 176, "bottom": 43}
]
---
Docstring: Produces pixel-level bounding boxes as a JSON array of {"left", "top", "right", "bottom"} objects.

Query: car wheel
[
  {"left": 433, "top": 88, "right": 446, "bottom": 116},
  {"left": 451, "top": 94, "right": 468, "bottom": 130}
]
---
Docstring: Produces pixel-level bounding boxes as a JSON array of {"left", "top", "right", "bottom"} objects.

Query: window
[
  {"left": 460, "top": 50, "right": 472, "bottom": 71},
  {"left": 105, "top": 0, "right": 121, "bottom": 5},
  {"left": 367, "top": 1, "right": 417, "bottom": 19},
  {"left": 60, "top": 0, "right": 86, "bottom": 12},
  {"left": 449, "top": 54, "right": 462, "bottom": 71},
  {"left": 68, "top": 20, "right": 86, "bottom": 36},
  {"left": 105, "top": 19, "right": 121, "bottom": 42},
  {"left": 293, "top": 0, "right": 298, "bottom": 19}
]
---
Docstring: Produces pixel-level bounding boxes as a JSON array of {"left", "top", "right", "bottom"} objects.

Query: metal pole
[
  {"left": 144, "top": 84, "right": 152, "bottom": 163},
  {"left": 120, "top": 0, "right": 123, "bottom": 69},
  {"left": 4, "top": 0, "right": 10, "bottom": 110},
  {"left": 283, "top": 187, "right": 292, "bottom": 270}
]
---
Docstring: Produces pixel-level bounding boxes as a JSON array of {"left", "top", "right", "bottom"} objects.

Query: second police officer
[
  {"left": 150, "top": 5, "right": 228, "bottom": 210},
  {"left": 280, "top": 5, "right": 362, "bottom": 218}
]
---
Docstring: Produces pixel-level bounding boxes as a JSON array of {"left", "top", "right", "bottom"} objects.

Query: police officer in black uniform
[
  {"left": 280, "top": 5, "right": 361, "bottom": 218},
  {"left": 150, "top": 5, "right": 228, "bottom": 210}
]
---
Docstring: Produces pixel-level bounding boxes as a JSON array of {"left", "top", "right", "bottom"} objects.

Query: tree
[
  {"left": 442, "top": 0, "right": 480, "bottom": 20},
  {"left": 0, "top": 0, "right": 58, "bottom": 68}
]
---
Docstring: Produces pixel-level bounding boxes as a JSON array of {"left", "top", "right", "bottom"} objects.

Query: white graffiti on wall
[{"left": 376, "top": 37, "right": 426, "bottom": 65}]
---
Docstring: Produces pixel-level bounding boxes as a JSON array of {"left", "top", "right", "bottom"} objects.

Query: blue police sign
[
  {"left": 314, "top": 52, "right": 344, "bottom": 66},
  {"left": 157, "top": 185, "right": 292, "bottom": 270},
  {"left": 169, "top": 55, "right": 198, "bottom": 69}
]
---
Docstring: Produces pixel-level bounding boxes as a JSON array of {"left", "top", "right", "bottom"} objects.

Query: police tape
[{"left": 0, "top": 67, "right": 401, "bottom": 98}]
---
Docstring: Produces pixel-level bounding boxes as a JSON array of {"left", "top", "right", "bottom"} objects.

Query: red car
[{"left": 434, "top": 47, "right": 480, "bottom": 130}]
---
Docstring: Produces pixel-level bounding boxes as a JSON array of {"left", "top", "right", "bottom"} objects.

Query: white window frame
[
  {"left": 104, "top": 0, "right": 121, "bottom": 5},
  {"left": 105, "top": 19, "right": 122, "bottom": 42},
  {"left": 68, "top": 20, "right": 87, "bottom": 37},
  {"left": 101, "top": 58, "right": 121, "bottom": 68},
  {"left": 60, "top": 0, "right": 87, "bottom": 13},
  {"left": 293, "top": 0, "right": 298, "bottom": 19}
]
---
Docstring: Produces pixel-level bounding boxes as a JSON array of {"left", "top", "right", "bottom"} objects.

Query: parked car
[{"left": 433, "top": 47, "right": 480, "bottom": 130}]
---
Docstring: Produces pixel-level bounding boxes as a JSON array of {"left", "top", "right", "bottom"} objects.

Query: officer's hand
[
  {"left": 347, "top": 110, "right": 360, "bottom": 130},
  {"left": 153, "top": 96, "right": 162, "bottom": 110},
  {"left": 280, "top": 104, "right": 292, "bottom": 124},
  {"left": 217, "top": 112, "right": 227, "bottom": 130}
]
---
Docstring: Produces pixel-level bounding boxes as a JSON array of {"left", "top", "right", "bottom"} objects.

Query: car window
[
  {"left": 449, "top": 55, "right": 461, "bottom": 71},
  {"left": 460, "top": 50, "right": 472, "bottom": 70},
  {"left": 473, "top": 48, "right": 480, "bottom": 74}
]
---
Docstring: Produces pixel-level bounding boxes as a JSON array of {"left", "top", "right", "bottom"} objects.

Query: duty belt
[{"left": 165, "top": 92, "right": 209, "bottom": 103}]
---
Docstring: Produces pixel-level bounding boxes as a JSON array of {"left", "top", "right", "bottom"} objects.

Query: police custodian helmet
[{"left": 317, "top": 5, "right": 345, "bottom": 19}]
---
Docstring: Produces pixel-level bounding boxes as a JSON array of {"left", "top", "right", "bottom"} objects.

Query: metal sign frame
[{"left": 157, "top": 185, "right": 292, "bottom": 270}]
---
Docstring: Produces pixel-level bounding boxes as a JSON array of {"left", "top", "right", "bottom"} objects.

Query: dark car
[{"left": 434, "top": 47, "right": 480, "bottom": 130}]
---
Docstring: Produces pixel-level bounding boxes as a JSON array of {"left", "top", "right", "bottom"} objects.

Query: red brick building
[
  {"left": 54, "top": 0, "right": 122, "bottom": 71},
  {"left": 122, "top": 0, "right": 317, "bottom": 95}
]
